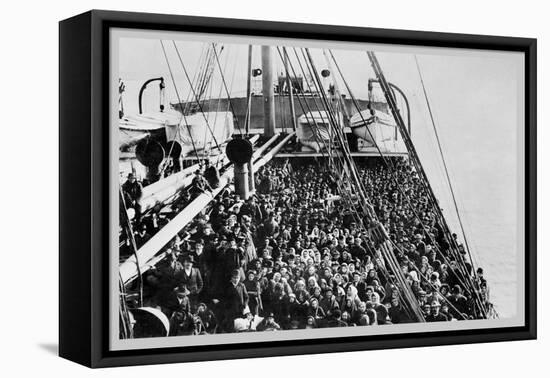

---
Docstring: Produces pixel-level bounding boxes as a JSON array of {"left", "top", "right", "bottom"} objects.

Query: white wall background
[{"left": 0, "top": 0, "right": 545, "bottom": 375}]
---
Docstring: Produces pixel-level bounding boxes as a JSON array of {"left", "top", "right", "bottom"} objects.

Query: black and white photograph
[
  {"left": 111, "top": 28, "right": 526, "bottom": 351},
  {"left": 2, "top": 0, "right": 547, "bottom": 373}
]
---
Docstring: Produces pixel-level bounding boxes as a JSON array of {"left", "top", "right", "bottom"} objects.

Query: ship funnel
[
  {"left": 226, "top": 138, "right": 254, "bottom": 200},
  {"left": 261, "top": 46, "right": 276, "bottom": 137}
]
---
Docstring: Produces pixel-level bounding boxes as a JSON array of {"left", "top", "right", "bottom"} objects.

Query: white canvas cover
[
  {"left": 297, "top": 110, "right": 343, "bottom": 152},
  {"left": 349, "top": 109, "right": 397, "bottom": 145},
  {"left": 165, "top": 111, "right": 234, "bottom": 155}
]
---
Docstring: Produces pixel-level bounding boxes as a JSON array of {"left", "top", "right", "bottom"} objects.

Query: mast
[
  {"left": 246, "top": 45, "right": 253, "bottom": 135},
  {"left": 246, "top": 45, "right": 256, "bottom": 193},
  {"left": 261, "top": 46, "right": 276, "bottom": 137},
  {"left": 283, "top": 51, "right": 297, "bottom": 132}
]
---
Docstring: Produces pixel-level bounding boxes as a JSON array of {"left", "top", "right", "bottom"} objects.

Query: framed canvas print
[{"left": 59, "top": 10, "right": 536, "bottom": 368}]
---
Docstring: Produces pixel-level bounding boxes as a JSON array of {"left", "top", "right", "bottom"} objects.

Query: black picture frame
[{"left": 59, "top": 9, "right": 537, "bottom": 368}]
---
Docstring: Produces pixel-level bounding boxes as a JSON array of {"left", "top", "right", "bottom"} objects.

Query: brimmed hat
[
  {"left": 175, "top": 285, "right": 190, "bottom": 296},
  {"left": 231, "top": 269, "right": 241, "bottom": 278},
  {"left": 183, "top": 255, "right": 195, "bottom": 263}
]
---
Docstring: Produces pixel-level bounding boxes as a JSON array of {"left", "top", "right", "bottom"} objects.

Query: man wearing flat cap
[{"left": 426, "top": 300, "right": 448, "bottom": 322}]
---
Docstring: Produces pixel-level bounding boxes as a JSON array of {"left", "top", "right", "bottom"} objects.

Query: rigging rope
[
  {"left": 276, "top": 47, "right": 353, "bottom": 214},
  {"left": 368, "top": 51, "right": 487, "bottom": 316},
  {"left": 211, "top": 43, "right": 243, "bottom": 135},
  {"left": 323, "top": 49, "right": 482, "bottom": 318},
  {"left": 172, "top": 41, "right": 223, "bottom": 155},
  {"left": 289, "top": 49, "right": 347, "bottom": 172},
  {"left": 284, "top": 48, "right": 350, "bottom": 191},
  {"left": 273, "top": 52, "right": 400, "bottom": 311},
  {"left": 413, "top": 55, "right": 478, "bottom": 277},
  {"left": 296, "top": 47, "right": 423, "bottom": 320},
  {"left": 119, "top": 187, "right": 143, "bottom": 307},
  {"left": 181, "top": 44, "right": 206, "bottom": 114},
  {"left": 159, "top": 40, "right": 201, "bottom": 169},
  {"left": 328, "top": 51, "right": 474, "bottom": 294},
  {"left": 118, "top": 274, "right": 134, "bottom": 339}
]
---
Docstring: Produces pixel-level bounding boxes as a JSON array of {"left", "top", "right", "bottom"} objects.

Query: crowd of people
[{"left": 123, "top": 157, "right": 493, "bottom": 337}]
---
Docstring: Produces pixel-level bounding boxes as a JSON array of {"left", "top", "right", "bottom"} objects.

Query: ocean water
[{"left": 390, "top": 52, "right": 521, "bottom": 319}]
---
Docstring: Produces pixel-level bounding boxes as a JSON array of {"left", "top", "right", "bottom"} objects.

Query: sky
[{"left": 117, "top": 33, "right": 524, "bottom": 317}]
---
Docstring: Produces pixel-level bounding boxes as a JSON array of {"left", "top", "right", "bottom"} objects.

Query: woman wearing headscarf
[
  {"left": 300, "top": 249, "right": 310, "bottom": 264},
  {"left": 366, "top": 268, "right": 379, "bottom": 286},
  {"left": 410, "top": 274, "right": 423, "bottom": 297},
  {"left": 293, "top": 279, "right": 310, "bottom": 313},
  {"left": 429, "top": 271, "right": 442, "bottom": 290},
  {"left": 305, "top": 315, "right": 317, "bottom": 329},
  {"left": 310, "top": 285, "right": 323, "bottom": 302},
  {"left": 351, "top": 301, "right": 369, "bottom": 325},
  {"left": 365, "top": 307, "right": 378, "bottom": 326},
  {"left": 341, "top": 285, "right": 361, "bottom": 313},
  {"left": 318, "top": 278, "right": 329, "bottom": 293},
  {"left": 269, "top": 272, "right": 284, "bottom": 295},
  {"left": 304, "top": 264, "right": 319, "bottom": 282},
  {"left": 371, "top": 292, "right": 390, "bottom": 324},
  {"left": 307, "top": 297, "right": 326, "bottom": 324},
  {"left": 306, "top": 276, "right": 320, "bottom": 296},
  {"left": 370, "top": 279, "right": 386, "bottom": 302},
  {"left": 332, "top": 272, "right": 343, "bottom": 287}
]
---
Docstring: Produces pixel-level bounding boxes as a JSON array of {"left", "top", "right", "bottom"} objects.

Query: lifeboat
[
  {"left": 165, "top": 110, "right": 234, "bottom": 157},
  {"left": 349, "top": 109, "right": 397, "bottom": 146},
  {"left": 297, "top": 110, "right": 343, "bottom": 152}
]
